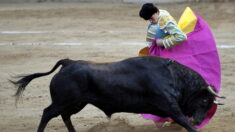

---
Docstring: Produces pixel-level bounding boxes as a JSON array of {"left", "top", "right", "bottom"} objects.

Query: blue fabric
[{"left": 148, "top": 24, "right": 169, "bottom": 39}]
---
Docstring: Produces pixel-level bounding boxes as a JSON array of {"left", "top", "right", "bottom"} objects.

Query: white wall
[
  {"left": 0, "top": 0, "right": 122, "bottom": 3},
  {"left": 0, "top": 0, "right": 232, "bottom": 3},
  {"left": 123, "top": 0, "right": 188, "bottom": 3}
]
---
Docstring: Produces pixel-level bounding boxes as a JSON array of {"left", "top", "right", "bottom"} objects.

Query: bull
[{"left": 11, "top": 56, "right": 225, "bottom": 132}]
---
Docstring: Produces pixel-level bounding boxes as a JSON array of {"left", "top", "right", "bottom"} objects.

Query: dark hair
[{"left": 139, "top": 3, "right": 159, "bottom": 20}]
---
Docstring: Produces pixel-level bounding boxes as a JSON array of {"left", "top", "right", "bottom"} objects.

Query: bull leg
[
  {"left": 61, "top": 103, "right": 87, "bottom": 132},
  {"left": 169, "top": 105, "right": 198, "bottom": 132},
  {"left": 37, "top": 104, "right": 65, "bottom": 132},
  {"left": 61, "top": 115, "right": 76, "bottom": 132},
  {"left": 170, "top": 114, "right": 198, "bottom": 132}
]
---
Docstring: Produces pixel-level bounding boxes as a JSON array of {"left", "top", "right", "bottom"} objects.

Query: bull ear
[{"left": 207, "top": 86, "right": 226, "bottom": 99}]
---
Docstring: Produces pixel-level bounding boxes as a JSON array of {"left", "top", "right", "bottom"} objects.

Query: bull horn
[
  {"left": 214, "top": 101, "right": 224, "bottom": 105},
  {"left": 207, "top": 86, "right": 226, "bottom": 99}
]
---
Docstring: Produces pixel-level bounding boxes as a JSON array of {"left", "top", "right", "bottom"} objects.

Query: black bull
[{"left": 11, "top": 56, "right": 225, "bottom": 132}]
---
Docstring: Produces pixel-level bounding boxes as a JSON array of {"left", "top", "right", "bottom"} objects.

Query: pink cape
[{"left": 141, "top": 14, "right": 221, "bottom": 129}]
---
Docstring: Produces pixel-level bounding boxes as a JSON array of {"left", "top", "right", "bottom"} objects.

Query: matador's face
[{"left": 149, "top": 12, "right": 160, "bottom": 24}]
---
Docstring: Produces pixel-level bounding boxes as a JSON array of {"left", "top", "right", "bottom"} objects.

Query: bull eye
[{"left": 203, "top": 99, "right": 208, "bottom": 103}]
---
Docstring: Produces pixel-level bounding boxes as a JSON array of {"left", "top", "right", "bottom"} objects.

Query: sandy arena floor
[{"left": 0, "top": 2, "right": 235, "bottom": 132}]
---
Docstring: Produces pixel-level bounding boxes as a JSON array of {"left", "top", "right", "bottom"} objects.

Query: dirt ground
[{"left": 0, "top": 2, "right": 235, "bottom": 132}]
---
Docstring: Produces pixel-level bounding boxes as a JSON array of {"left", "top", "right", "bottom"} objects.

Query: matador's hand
[{"left": 156, "top": 39, "right": 164, "bottom": 47}]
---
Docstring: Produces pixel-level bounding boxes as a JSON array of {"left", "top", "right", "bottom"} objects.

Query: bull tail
[{"left": 10, "top": 59, "right": 73, "bottom": 104}]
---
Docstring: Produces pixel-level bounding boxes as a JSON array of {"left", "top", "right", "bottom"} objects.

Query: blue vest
[{"left": 148, "top": 24, "right": 169, "bottom": 39}]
